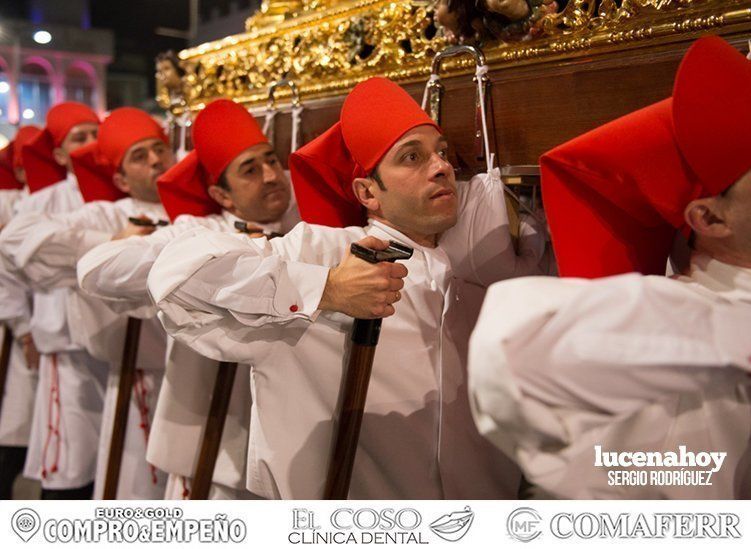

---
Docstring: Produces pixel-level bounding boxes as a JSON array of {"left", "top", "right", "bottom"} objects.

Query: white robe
[
  {"left": 468, "top": 254, "right": 751, "bottom": 499},
  {"left": 0, "top": 175, "right": 109, "bottom": 488},
  {"left": 1, "top": 188, "right": 37, "bottom": 447},
  {"left": 148, "top": 169, "right": 547, "bottom": 499},
  {"left": 0, "top": 192, "right": 169, "bottom": 496},
  {"left": 78, "top": 199, "right": 300, "bottom": 497},
  {"left": 0, "top": 258, "right": 37, "bottom": 447}
]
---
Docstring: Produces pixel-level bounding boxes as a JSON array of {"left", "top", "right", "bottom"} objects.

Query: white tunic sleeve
[
  {"left": 77, "top": 214, "right": 228, "bottom": 317},
  {"left": 0, "top": 201, "right": 124, "bottom": 290},
  {"left": 78, "top": 224, "right": 182, "bottom": 316},
  {"left": 468, "top": 275, "right": 751, "bottom": 461},
  {"left": 148, "top": 222, "right": 347, "bottom": 362},
  {"left": 0, "top": 260, "right": 31, "bottom": 335},
  {"left": 440, "top": 168, "right": 546, "bottom": 286}
]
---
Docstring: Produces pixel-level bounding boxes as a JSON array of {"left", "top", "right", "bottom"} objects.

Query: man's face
[
  {"left": 723, "top": 170, "right": 751, "bottom": 255},
  {"left": 211, "top": 143, "right": 291, "bottom": 223},
  {"left": 364, "top": 125, "right": 457, "bottom": 242},
  {"left": 13, "top": 167, "right": 27, "bottom": 185},
  {"left": 54, "top": 122, "right": 98, "bottom": 170},
  {"left": 116, "top": 138, "right": 175, "bottom": 203}
]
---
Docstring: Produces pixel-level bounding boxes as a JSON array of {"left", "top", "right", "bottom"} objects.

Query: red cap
[
  {"left": 71, "top": 107, "right": 167, "bottom": 203},
  {"left": 0, "top": 126, "right": 42, "bottom": 190},
  {"left": 157, "top": 99, "right": 268, "bottom": 221},
  {"left": 289, "top": 77, "right": 439, "bottom": 227},
  {"left": 21, "top": 102, "right": 99, "bottom": 194},
  {"left": 541, "top": 36, "right": 750, "bottom": 278}
]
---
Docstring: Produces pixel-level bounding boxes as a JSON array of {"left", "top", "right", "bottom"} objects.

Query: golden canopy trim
[{"left": 159, "top": 0, "right": 751, "bottom": 112}]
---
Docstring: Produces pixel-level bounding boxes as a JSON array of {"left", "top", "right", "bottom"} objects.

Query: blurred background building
[{"left": 0, "top": 0, "right": 258, "bottom": 146}]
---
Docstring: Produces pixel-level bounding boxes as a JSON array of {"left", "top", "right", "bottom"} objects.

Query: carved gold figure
[{"left": 167, "top": 0, "right": 751, "bottom": 112}]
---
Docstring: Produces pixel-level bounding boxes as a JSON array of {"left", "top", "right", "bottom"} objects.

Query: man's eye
[
  {"left": 402, "top": 152, "right": 419, "bottom": 163},
  {"left": 267, "top": 157, "right": 278, "bottom": 165},
  {"left": 438, "top": 149, "right": 448, "bottom": 159}
]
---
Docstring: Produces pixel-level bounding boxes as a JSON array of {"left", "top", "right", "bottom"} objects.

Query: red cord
[
  {"left": 41, "top": 353, "right": 61, "bottom": 479},
  {"left": 133, "top": 368, "right": 158, "bottom": 484}
]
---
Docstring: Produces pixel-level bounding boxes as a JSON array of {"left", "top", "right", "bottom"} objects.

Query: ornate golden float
[
  {"left": 156, "top": 0, "right": 751, "bottom": 244},
  {"left": 159, "top": 0, "right": 751, "bottom": 112}
]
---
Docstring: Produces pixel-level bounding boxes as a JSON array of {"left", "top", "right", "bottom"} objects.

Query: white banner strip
[{"left": 2, "top": 500, "right": 750, "bottom": 548}]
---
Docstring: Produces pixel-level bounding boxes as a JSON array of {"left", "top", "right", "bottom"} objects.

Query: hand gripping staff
[
  {"left": 103, "top": 217, "right": 167, "bottom": 499},
  {"left": 324, "top": 240, "right": 413, "bottom": 500}
]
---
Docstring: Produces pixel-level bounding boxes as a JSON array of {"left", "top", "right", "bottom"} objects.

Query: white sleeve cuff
[{"left": 273, "top": 261, "right": 330, "bottom": 321}]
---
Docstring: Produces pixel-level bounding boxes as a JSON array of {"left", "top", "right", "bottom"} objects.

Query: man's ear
[
  {"left": 207, "top": 184, "right": 233, "bottom": 210},
  {"left": 112, "top": 171, "right": 130, "bottom": 194},
  {"left": 352, "top": 177, "right": 380, "bottom": 213},
  {"left": 684, "top": 197, "right": 732, "bottom": 239},
  {"left": 52, "top": 147, "right": 68, "bottom": 168}
]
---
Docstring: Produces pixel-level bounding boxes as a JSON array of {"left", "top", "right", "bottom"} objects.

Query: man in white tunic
[
  {"left": 0, "top": 126, "right": 40, "bottom": 226},
  {"left": 468, "top": 36, "right": 751, "bottom": 499},
  {"left": 147, "top": 77, "right": 546, "bottom": 499},
  {"left": 1, "top": 103, "right": 102, "bottom": 499},
  {"left": 0, "top": 107, "right": 174, "bottom": 499},
  {"left": 77, "top": 99, "right": 299, "bottom": 499},
  {"left": 0, "top": 126, "right": 41, "bottom": 498}
]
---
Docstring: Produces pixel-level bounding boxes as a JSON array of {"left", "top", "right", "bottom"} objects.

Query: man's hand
[
  {"left": 319, "top": 236, "right": 408, "bottom": 319},
  {"left": 20, "top": 333, "right": 40, "bottom": 370},
  {"left": 111, "top": 217, "right": 156, "bottom": 240}
]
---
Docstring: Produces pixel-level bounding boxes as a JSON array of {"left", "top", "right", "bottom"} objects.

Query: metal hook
[
  {"left": 423, "top": 45, "right": 488, "bottom": 127},
  {"left": 267, "top": 78, "right": 301, "bottom": 110},
  {"left": 429, "top": 44, "right": 487, "bottom": 75}
]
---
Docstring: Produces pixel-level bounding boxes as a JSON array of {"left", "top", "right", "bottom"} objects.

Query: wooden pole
[
  {"left": 189, "top": 361, "right": 238, "bottom": 500},
  {"left": 323, "top": 321, "right": 379, "bottom": 499},
  {"left": 103, "top": 317, "right": 142, "bottom": 499},
  {"left": 323, "top": 241, "right": 412, "bottom": 499},
  {"left": 0, "top": 326, "right": 13, "bottom": 423}
]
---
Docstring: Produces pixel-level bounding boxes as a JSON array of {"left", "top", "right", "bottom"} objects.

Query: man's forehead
[
  {"left": 67, "top": 122, "right": 98, "bottom": 136},
  {"left": 232, "top": 142, "right": 275, "bottom": 166},
  {"left": 125, "top": 137, "right": 164, "bottom": 158},
  {"left": 390, "top": 125, "right": 445, "bottom": 150}
]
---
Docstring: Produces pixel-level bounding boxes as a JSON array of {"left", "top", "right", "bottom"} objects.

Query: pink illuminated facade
[{"left": 0, "top": 17, "right": 113, "bottom": 142}]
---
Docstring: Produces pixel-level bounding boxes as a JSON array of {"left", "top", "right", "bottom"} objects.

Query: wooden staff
[
  {"left": 189, "top": 225, "right": 276, "bottom": 499},
  {"left": 103, "top": 316, "right": 142, "bottom": 499},
  {"left": 0, "top": 325, "right": 13, "bottom": 422},
  {"left": 189, "top": 361, "right": 238, "bottom": 499},
  {"left": 324, "top": 241, "right": 413, "bottom": 500}
]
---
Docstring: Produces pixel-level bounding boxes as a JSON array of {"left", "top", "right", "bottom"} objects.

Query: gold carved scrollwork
[{"left": 171, "top": 0, "right": 751, "bottom": 111}]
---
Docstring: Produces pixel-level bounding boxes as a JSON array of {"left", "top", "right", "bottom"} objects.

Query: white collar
[
  {"left": 126, "top": 197, "right": 168, "bottom": 220},
  {"left": 679, "top": 254, "right": 751, "bottom": 304},
  {"left": 366, "top": 219, "right": 428, "bottom": 253}
]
